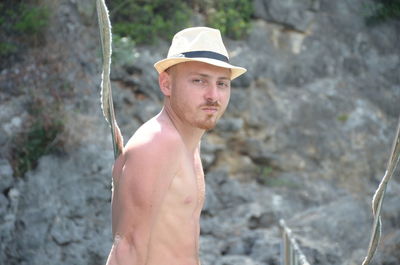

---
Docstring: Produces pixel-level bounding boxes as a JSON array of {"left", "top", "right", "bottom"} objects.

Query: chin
[
  {"left": 196, "top": 120, "right": 217, "bottom": 130},
  {"left": 200, "top": 125, "right": 216, "bottom": 130}
]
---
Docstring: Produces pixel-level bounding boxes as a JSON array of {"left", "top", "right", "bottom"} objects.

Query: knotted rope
[
  {"left": 361, "top": 117, "right": 400, "bottom": 265},
  {"left": 96, "top": 0, "right": 124, "bottom": 160}
]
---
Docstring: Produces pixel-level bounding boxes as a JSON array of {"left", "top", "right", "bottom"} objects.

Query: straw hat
[{"left": 154, "top": 27, "right": 247, "bottom": 80}]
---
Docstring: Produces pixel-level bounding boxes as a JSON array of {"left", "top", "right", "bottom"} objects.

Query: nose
[{"left": 204, "top": 83, "right": 219, "bottom": 102}]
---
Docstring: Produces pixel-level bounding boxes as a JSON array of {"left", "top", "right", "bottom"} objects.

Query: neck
[{"left": 161, "top": 105, "right": 205, "bottom": 153}]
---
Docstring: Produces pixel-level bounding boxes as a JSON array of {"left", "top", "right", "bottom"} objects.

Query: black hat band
[{"left": 174, "top": 51, "right": 229, "bottom": 63}]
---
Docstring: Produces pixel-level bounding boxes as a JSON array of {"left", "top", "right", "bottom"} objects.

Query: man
[{"left": 106, "top": 27, "right": 246, "bottom": 265}]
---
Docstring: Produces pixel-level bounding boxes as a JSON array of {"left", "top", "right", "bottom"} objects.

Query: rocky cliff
[{"left": 0, "top": 0, "right": 399, "bottom": 265}]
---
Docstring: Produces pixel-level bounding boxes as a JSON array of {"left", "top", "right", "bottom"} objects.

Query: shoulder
[
  {"left": 115, "top": 118, "right": 183, "bottom": 198},
  {"left": 123, "top": 116, "right": 185, "bottom": 169}
]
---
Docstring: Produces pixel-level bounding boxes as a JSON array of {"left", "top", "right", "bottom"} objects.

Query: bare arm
[{"left": 106, "top": 133, "right": 182, "bottom": 265}]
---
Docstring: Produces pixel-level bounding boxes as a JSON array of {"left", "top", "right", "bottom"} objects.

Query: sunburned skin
[
  {"left": 106, "top": 61, "right": 231, "bottom": 265},
  {"left": 109, "top": 113, "right": 205, "bottom": 265}
]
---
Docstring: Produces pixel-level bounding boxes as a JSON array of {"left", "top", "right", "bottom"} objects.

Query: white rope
[
  {"left": 361, "top": 117, "right": 400, "bottom": 265},
  {"left": 279, "top": 219, "right": 311, "bottom": 265},
  {"left": 96, "top": 0, "right": 123, "bottom": 159}
]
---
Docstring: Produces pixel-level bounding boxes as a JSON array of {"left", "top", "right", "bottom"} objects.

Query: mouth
[{"left": 201, "top": 107, "right": 219, "bottom": 114}]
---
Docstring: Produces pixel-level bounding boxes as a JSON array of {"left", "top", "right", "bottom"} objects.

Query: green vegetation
[
  {"left": 0, "top": 2, "right": 49, "bottom": 36},
  {"left": 337, "top": 114, "right": 349, "bottom": 123},
  {"left": 1, "top": 1, "right": 66, "bottom": 176},
  {"left": 11, "top": 91, "right": 66, "bottom": 178},
  {"left": 0, "top": 42, "right": 17, "bottom": 57},
  {"left": 11, "top": 118, "right": 64, "bottom": 178},
  {"left": 258, "top": 166, "right": 299, "bottom": 188},
  {"left": 205, "top": 0, "right": 253, "bottom": 39},
  {"left": 108, "top": 0, "right": 253, "bottom": 45},
  {"left": 0, "top": 1, "right": 49, "bottom": 60},
  {"left": 109, "top": 0, "right": 191, "bottom": 45},
  {"left": 364, "top": 0, "right": 400, "bottom": 24},
  {"left": 13, "top": 4, "right": 49, "bottom": 36},
  {"left": 258, "top": 166, "right": 276, "bottom": 185},
  {"left": 112, "top": 35, "right": 138, "bottom": 67}
]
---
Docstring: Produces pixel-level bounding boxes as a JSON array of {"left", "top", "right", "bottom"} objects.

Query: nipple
[{"left": 184, "top": 196, "right": 193, "bottom": 204}]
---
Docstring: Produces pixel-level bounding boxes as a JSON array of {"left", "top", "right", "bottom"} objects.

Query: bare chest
[{"left": 166, "top": 153, "right": 205, "bottom": 212}]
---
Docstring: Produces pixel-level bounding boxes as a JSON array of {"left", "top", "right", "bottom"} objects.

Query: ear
[{"left": 159, "top": 71, "right": 171, "bottom": 96}]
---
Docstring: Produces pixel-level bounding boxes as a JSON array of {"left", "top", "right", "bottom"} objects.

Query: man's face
[{"left": 166, "top": 61, "right": 231, "bottom": 130}]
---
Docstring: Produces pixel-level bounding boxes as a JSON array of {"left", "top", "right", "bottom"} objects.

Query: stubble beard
[
  {"left": 195, "top": 103, "right": 226, "bottom": 130},
  {"left": 195, "top": 116, "right": 218, "bottom": 130},
  {"left": 171, "top": 98, "right": 226, "bottom": 130}
]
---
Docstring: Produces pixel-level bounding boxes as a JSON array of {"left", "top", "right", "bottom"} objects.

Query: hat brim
[{"left": 154, "top": 57, "right": 247, "bottom": 80}]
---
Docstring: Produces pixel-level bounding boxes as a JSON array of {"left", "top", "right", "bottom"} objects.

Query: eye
[
  {"left": 217, "top": 81, "right": 230, "bottom": 89},
  {"left": 192, "top": 78, "right": 206, "bottom": 85}
]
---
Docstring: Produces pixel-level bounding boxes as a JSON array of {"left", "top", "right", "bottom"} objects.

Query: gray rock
[
  {"left": 51, "top": 216, "right": 85, "bottom": 245},
  {"left": 200, "top": 235, "right": 223, "bottom": 263},
  {"left": 202, "top": 184, "right": 222, "bottom": 215},
  {"left": 0, "top": 159, "right": 13, "bottom": 193},
  {"left": 0, "top": 194, "right": 8, "bottom": 217},
  {"left": 253, "top": 0, "right": 318, "bottom": 32},
  {"left": 215, "top": 255, "right": 258, "bottom": 265},
  {"left": 206, "top": 169, "right": 255, "bottom": 209},
  {"left": 249, "top": 229, "right": 281, "bottom": 264},
  {"left": 239, "top": 138, "right": 282, "bottom": 168},
  {"left": 216, "top": 117, "right": 244, "bottom": 132},
  {"left": 4, "top": 144, "right": 113, "bottom": 265},
  {"left": 76, "top": 1, "right": 96, "bottom": 24},
  {"left": 283, "top": 196, "right": 371, "bottom": 264},
  {"left": 373, "top": 230, "right": 400, "bottom": 265}
]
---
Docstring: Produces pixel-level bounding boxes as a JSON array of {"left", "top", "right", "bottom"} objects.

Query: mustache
[{"left": 201, "top": 100, "right": 221, "bottom": 107}]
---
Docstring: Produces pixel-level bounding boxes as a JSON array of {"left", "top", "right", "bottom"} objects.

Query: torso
[
  {"left": 146, "top": 150, "right": 205, "bottom": 265},
  {"left": 111, "top": 115, "right": 205, "bottom": 265}
]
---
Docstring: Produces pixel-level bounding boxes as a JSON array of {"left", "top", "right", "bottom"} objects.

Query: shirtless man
[{"left": 106, "top": 27, "right": 246, "bottom": 265}]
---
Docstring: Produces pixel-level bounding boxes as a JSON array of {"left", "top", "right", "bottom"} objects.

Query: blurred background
[{"left": 0, "top": 0, "right": 399, "bottom": 264}]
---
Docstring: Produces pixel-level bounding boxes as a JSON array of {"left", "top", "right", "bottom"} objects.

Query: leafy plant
[
  {"left": 258, "top": 166, "right": 274, "bottom": 185},
  {"left": 205, "top": 0, "right": 253, "bottom": 39},
  {"left": 10, "top": 94, "right": 65, "bottom": 178},
  {"left": 108, "top": 0, "right": 191, "bottom": 44},
  {"left": 12, "top": 119, "right": 64, "bottom": 178},
  {"left": 0, "top": 1, "right": 49, "bottom": 61},
  {"left": 107, "top": 0, "right": 253, "bottom": 44},
  {"left": 112, "top": 34, "right": 138, "bottom": 67},
  {"left": 0, "top": 42, "right": 17, "bottom": 57},
  {"left": 337, "top": 114, "right": 349, "bottom": 123},
  {"left": 13, "top": 3, "right": 49, "bottom": 36},
  {"left": 0, "top": 2, "right": 49, "bottom": 38},
  {"left": 257, "top": 166, "right": 299, "bottom": 188},
  {"left": 364, "top": 0, "right": 400, "bottom": 24}
]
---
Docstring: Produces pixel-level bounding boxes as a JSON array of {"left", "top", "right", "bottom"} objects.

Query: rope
[
  {"left": 96, "top": 0, "right": 124, "bottom": 160},
  {"left": 361, "top": 117, "right": 400, "bottom": 265},
  {"left": 279, "top": 219, "right": 311, "bottom": 265}
]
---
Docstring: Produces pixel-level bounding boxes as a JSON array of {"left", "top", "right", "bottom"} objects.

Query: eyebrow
[{"left": 188, "top": 72, "right": 230, "bottom": 80}]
